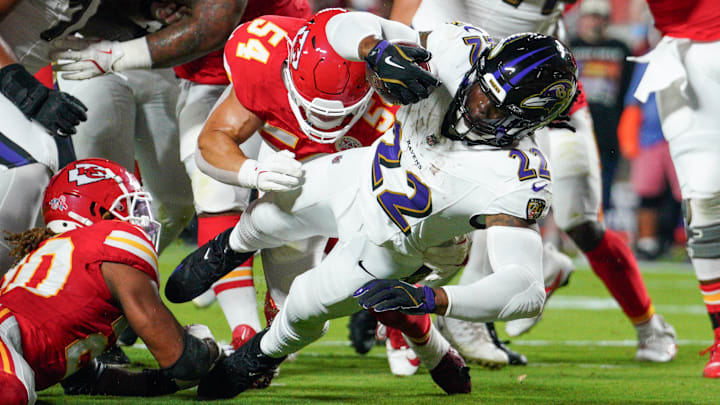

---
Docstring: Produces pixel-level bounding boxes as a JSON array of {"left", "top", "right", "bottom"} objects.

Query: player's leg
[
  {"left": 631, "top": 142, "right": 667, "bottom": 259},
  {"left": 0, "top": 163, "right": 51, "bottom": 273},
  {"left": 655, "top": 39, "right": 720, "bottom": 376},
  {"left": 56, "top": 73, "right": 137, "bottom": 169},
  {"left": 177, "top": 81, "right": 262, "bottom": 342},
  {"left": 549, "top": 107, "right": 676, "bottom": 361},
  {"left": 0, "top": 313, "right": 37, "bottom": 405},
  {"left": 130, "top": 69, "right": 194, "bottom": 252}
]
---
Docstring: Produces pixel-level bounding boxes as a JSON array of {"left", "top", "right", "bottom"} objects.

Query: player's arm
[
  {"left": 325, "top": 11, "right": 439, "bottom": 105},
  {"left": 51, "top": 0, "right": 247, "bottom": 78},
  {"left": 0, "top": 26, "right": 86, "bottom": 136},
  {"left": 195, "top": 90, "right": 304, "bottom": 192},
  {"left": 388, "top": 0, "right": 421, "bottom": 26},
  {"left": 355, "top": 213, "right": 545, "bottom": 322},
  {"left": 101, "top": 262, "right": 220, "bottom": 384}
]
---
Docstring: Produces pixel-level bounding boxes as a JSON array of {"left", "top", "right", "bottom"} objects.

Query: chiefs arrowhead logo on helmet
[{"left": 68, "top": 163, "right": 119, "bottom": 186}]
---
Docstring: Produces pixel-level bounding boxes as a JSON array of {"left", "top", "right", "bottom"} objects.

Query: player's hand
[
  {"left": 150, "top": 0, "right": 191, "bottom": 25},
  {"left": 364, "top": 40, "right": 440, "bottom": 105},
  {"left": 0, "top": 63, "right": 87, "bottom": 136},
  {"left": 237, "top": 150, "right": 304, "bottom": 192},
  {"left": 354, "top": 279, "right": 436, "bottom": 315},
  {"left": 423, "top": 235, "right": 470, "bottom": 272},
  {"left": 51, "top": 37, "right": 124, "bottom": 80}
]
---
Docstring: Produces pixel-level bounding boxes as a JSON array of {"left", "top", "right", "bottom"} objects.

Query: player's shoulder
[{"left": 87, "top": 220, "right": 160, "bottom": 282}]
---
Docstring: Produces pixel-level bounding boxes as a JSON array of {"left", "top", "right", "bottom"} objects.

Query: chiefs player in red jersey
[
  {"left": 189, "top": 7, "right": 401, "bottom": 349},
  {"left": 0, "top": 159, "right": 221, "bottom": 404},
  {"left": 632, "top": 0, "right": 720, "bottom": 378},
  {"left": 172, "top": 8, "right": 468, "bottom": 394}
]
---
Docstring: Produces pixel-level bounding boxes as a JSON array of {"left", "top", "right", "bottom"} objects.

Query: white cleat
[
  {"left": 435, "top": 316, "right": 509, "bottom": 369},
  {"left": 192, "top": 288, "right": 216, "bottom": 308},
  {"left": 505, "top": 243, "right": 574, "bottom": 337},
  {"left": 385, "top": 326, "right": 420, "bottom": 376},
  {"left": 634, "top": 314, "right": 678, "bottom": 362}
]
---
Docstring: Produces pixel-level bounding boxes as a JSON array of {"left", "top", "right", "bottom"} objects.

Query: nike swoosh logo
[
  {"left": 99, "top": 49, "right": 112, "bottom": 55},
  {"left": 532, "top": 182, "right": 548, "bottom": 192},
  {"left": 358, "top": 261, "right": 377, "bottom": 278},
  {"left": 203, "top": 249, "right": 211, "bottom": 261},
  {"left": 407, "top": 356, "right": 421, "bottom": 367},
  {"left": 384, "top": 56, "right": 405, "bottom": 70}
]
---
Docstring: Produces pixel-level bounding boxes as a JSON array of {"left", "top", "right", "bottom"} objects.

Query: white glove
[
  {"left": 51, "top": 36, "right": 152, "bottom": 80},
  {"left": 237, "top": 150, "right": 304, "bottom": 192}
]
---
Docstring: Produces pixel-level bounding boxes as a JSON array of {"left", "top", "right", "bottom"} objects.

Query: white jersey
[
  {"left": 356, "top": 23, "right": 552, "bottom": 253},
  {"left": 0, "top": 0, "right": 101, "bottom": 73},
  {"left": 412, "top": 0, "right": 564, "bottom": 39}
]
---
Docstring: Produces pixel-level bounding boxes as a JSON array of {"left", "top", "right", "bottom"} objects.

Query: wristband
[
  {"left": 236, "top": 159, "right": 260, "bottom": 189},
  {"left": 114, "top": 37, "right": 153, "bottom": 71}
]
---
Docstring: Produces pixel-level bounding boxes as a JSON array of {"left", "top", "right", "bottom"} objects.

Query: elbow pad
[{"left": 163, "top": 330, "right": 221, "bottom": 385}]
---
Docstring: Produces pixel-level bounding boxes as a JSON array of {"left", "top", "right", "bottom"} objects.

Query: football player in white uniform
[
  {"left": 390, "top": 0, "right": 678, "bottom": 364},
  {"left": 165, "top": 13, "right": 577, "bottom": 398},
  {"left": 0, "top": 0, "right": 91, "bottom": 273}
]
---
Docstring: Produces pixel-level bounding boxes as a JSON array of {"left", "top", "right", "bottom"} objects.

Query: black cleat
[
  {"left": 348, "top": 310, "right": 378, "bottom": 355},
  {"left": 165, "top": 228, "right": 255, "bottom": 303},
  {"left": 197, "top": 328, "right": 285, "bottom": 399},
  {"left": 486, "top": 322, "right": 528, "bottom": 366},
  {"left": 96, "top": 345, "right": 130, "bottom": 366}
]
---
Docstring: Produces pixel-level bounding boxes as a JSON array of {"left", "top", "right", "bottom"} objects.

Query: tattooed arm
[{"left": 146, "top": 0, "right": 247, "bottom": 67}]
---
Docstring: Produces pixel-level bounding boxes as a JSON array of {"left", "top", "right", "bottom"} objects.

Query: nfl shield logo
[{"left": 526, "top": 198, "right": 547, "bottom": 220}]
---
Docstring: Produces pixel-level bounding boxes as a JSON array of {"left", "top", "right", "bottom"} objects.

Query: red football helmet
[
  {"left": 284, "top": 8, "right": 374, "bottom": 144},
  {"left": 42, "top": 158, "right": 161, "bottom": 248}
]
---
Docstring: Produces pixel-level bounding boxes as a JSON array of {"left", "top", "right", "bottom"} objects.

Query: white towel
[{"left": 628, "top": 36, "right": 691, "bottom": 103}]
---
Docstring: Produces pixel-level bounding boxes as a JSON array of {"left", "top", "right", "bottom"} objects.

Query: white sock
[
  {"left": 404, "top": 323, "right": 450, "bottom": 370},
  {"left": 213, "top": 264, "right": 262, "bottom": 333}
]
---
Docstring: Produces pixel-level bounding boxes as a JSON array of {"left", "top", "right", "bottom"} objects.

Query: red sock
[
  {"left": 197, "top": 214, "right": 242, "bottom": 245},
  {"left": 372, "top": 311, "right": 431, "bottom": 344},
  {"left": 700, "top": 281, "right": 720, "bottom": 335},
  {"left": 584, "top": 229, "right": 653, "bottom": 324}
]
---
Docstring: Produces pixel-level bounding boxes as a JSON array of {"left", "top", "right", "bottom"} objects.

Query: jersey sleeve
[
  {"left": 426, "top": 22, "right": 493, "bottom": 97},
  {"left": 93, "top": 221, "right": 160, "bottom": 285},
  {"left": 484, "top": 182, "right": 552, "bottom": 222},
  {"left": 223, "top": 15, "right": 300, "bottom": 121}
]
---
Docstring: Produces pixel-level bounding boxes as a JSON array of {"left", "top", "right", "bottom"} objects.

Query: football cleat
[
  {"left": 435, "top": 316, "right": 509, "bottom": 369},
  {"left": 429, "top": 347, "right": 471, "bottom": 395},
  {"left": 505, "top": 243, "right": 574, "bottom": 337},
  {"left": 486, "top": 322, "right": 527, "bottom": 366},
  {"left": 232, "top": 324, "right": 257, "bottom": 351},
  {"left": 635, "top": 314, "right": 678, "bottom": 362},
  {"left": 197, "top": 328, "right": 285, "bottom": 398},
  {"left": 192, "top": 289, "right": 217, "bottom": 308},
  {"left": 349, "top": 310, "right": 378, "bottom": 355},
  {"left": 385, "top": 326, "right": 420, "bottom": 376},
  {"left": 165, "top": 228, "right": 255, "bottom": 303},
  {"left": 701, "top": 328, "right": 720, "bottom": 378},
  {"left": 96, "top": 345, "right": 130, "bottom": 366}
]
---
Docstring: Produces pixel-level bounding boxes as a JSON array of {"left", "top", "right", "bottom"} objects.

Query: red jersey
[
  {"left": 224, "top": 15, "right": 399, "bottom": 161},
  {"left": 569, "top": 80, "right": 588, "bottom": 115},
  {"left": 174, "top": 0, "right": 311, "bottom": 84},
  {"left": 0, "top": 220, "right": 159, "bottom": 389},
  {"left": 647, "top": 0, "right": 720, "bottom": 41}
]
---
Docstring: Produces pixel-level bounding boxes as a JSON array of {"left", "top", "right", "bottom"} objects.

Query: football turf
[{"left": 39, "top": 242, "right": 716, "bottom": 404}]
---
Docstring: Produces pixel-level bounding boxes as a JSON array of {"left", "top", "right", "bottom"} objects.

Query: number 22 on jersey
[
  {"left": 372, "top": 123, "right": 432, "bottom": 235},
  {"left": 234, "top": 18, "right": 288, "bottom": 63}
]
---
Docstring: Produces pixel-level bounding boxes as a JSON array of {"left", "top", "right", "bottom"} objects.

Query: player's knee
[
  {"left": 230, "top": 208, "right": 286, "bottom": 252},
  {"left": 685, "top": 197, "right": 720, "bottom": 259},
  {"left": 497, "top": 281, "right": 546, "bottom": 321},
  {"left": 283, "top": 272, "right": 330, "bottom": 335},
  {"left": 0, "top": 372, "right": 29, "bottom": 405},
  {"left": 565, "top": 221, "right": 605, "bottom": 252}
]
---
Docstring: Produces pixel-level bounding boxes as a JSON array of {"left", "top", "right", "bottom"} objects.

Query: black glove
[
  {"left": 364, "top": 40, "right": 440, "bottom": 105},
  {"left": 353, "top": 279, "right": 436, "bottom": 315},
  {"left": 61, "top": 359, "right": 179, "bottom": 396},
  {"left": 0, "top": 63, "right": 87, "bottom": 136}
]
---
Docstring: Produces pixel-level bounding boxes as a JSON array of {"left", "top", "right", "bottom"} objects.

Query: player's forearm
[
  {"left": 196, "top": 130, "right": 250, "bottom": 184},
  {"left": 388, "top": 0, "right": 422, "bottom": 26},
  {"left": 325, "top": 11, "right": 419, "bottom": 61},
  {"left": 439, "top": 226, "right": 545, "bottom": 322},
  {"left": 145, "top": 0, "right": 246, "bottom": 67}
]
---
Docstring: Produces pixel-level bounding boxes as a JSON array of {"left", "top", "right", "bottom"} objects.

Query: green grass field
[{"left": 38, "top": 242, "right": 717, "bottom": 404}]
